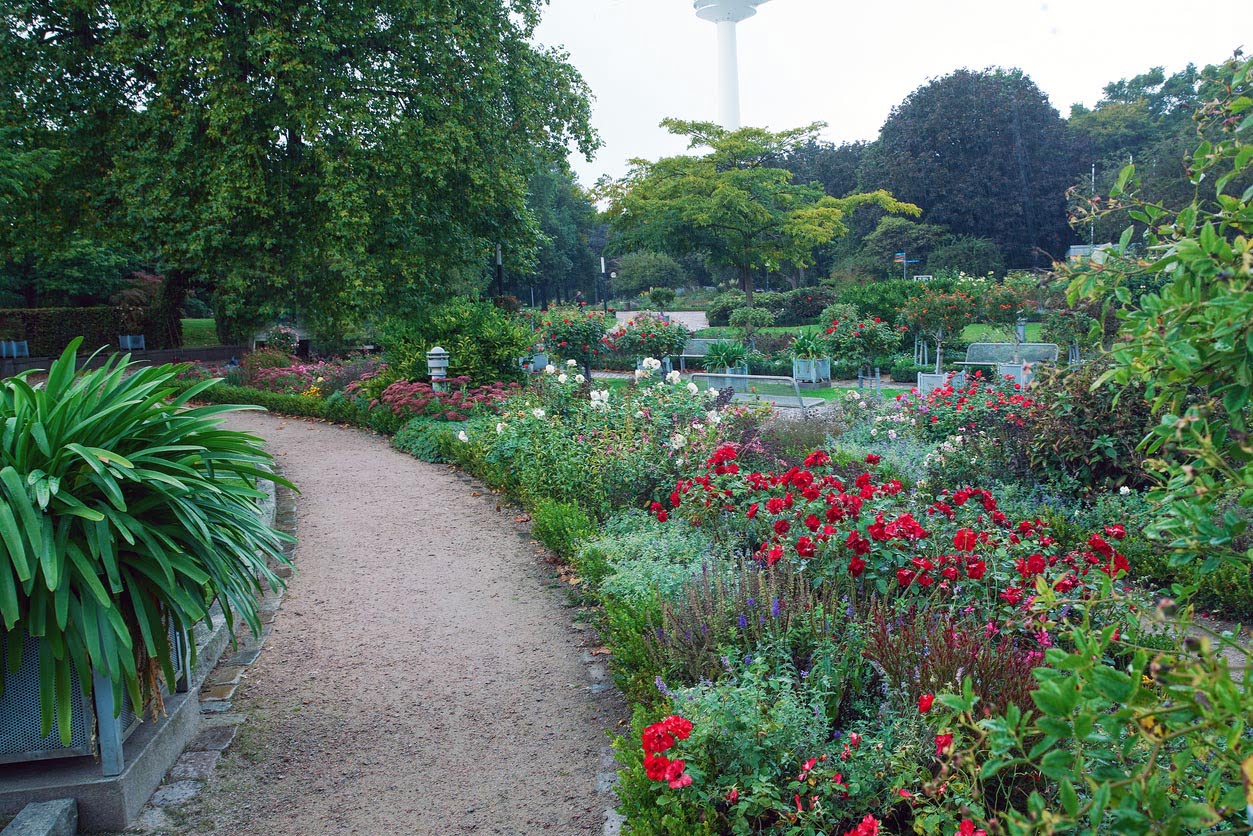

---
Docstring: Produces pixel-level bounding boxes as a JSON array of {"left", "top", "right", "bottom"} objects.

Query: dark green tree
[
  {"left": 1, "top": 0, "right": 596, "bottom": 342},
  {"left": 859, "top": 68, "right": 1079, "bottom": 267}
]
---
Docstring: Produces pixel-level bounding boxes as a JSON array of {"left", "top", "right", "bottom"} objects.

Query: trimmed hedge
[
  {"left": 0, "top": 307, "right": 122, "bottom": 356},
  {"left": 0, "top": 305, "right": 174, "bottom": 355}
]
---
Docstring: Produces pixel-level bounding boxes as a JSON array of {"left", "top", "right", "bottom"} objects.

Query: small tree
[
  {"left": 605, "top": 120, "right": 919, "bottom": 307},
  {"left": 902, "top": 287, "right": 978, "bottom": 372}
]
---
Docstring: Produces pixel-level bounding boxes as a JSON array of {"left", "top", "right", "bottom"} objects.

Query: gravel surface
[{"left": 162, "top": 411, "right": 625, "bottom": 835}]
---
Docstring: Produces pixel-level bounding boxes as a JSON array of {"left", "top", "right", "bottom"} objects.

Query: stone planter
[
  {"left": 0, "top": 629, "right": 188, "bottom": 776},
  {"left": 917, "top": 371, "right": 965, "bottom": 396},
  {"left": 791, "top": 357, "right": 831, "bottom": 384},
  {"left": 996, "top": 362, "right": 1034, "bottom": 387}
]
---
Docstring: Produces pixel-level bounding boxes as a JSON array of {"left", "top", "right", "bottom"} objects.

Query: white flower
[
  {"left": 496, "top": 422, "right": 505, "bottom": 434},
  {"left": 634, "top": 410, "right": 645, "bottom": 419},
  {"left": 675, "top": 457, "right": 685, "bottom": 467},
  {"left": 642, "top": 357, "right": 662, "bottom": 371},
  {"left": 532, "top": 408, "right": 546, "bottom": 419},
  {"left": 870, "top": 428, "right": 878, "bottom": 437},
  {"left": 858, "top": 400, "right": 868, "bottom": 408},
  {"left": 566, "top": 359, "right": 578, "bottom": 367},
  {"left": 557, "top": 373, "right": 568, "bottom": 384},
  {"left": 575, "top": 374, "right": 585, "bottom": 384},
  {"left": 457, "top": 430, "right": 469, "bottom": 443},
  {"left": 543, "top": 364, "right": 557, "bottom": 375},
  {"left": 634, "top": 369, "right": 647, "bottom": 382},
  {"left": 1119, "top": 486, "right": 1131, "bottom": 496},
  {"left": 590, "top": 389, "right": 610, "bottom": 411},
  {"left": 887, "top": 429, "right": 898, "bottom": 440},
  {"left": 686, "top": 382, "right": 699, "bottom": 395},
  {"left": 706, "top": 410, "right": 721, "bottom": 424},
  {"left": 670, "top": 433, "right": 687, "bottom": 449},
  {"left": 666, "top": 370, "right": 682, "bottom": 384}
]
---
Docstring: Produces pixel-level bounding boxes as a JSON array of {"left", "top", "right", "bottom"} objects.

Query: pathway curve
[{"left": 168, "top": 411, "right": 625, "bottom": 835}]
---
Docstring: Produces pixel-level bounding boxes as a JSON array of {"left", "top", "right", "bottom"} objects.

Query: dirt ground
[{"left": 161, "top": 411, "right": 626, "bottom": 835}]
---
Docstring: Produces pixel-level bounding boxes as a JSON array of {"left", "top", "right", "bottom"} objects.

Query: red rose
[
  {"left": 953, "top": 528, "right": 977, "bottom": 551},
  {"left": 934, "top": 733, "right": 954, "bottom": 758},
  {"left": 918, "top": 693, "right": 934, "bottom": 713}
]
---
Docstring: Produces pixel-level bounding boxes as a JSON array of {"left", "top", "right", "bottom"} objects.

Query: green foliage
[
  {"left": 728, "top": 306, "right": 775, "bottom": 344},
  {"left": 649, "top": 287, "right": 676, "bottom": 311},
  {"left": 604, "top": 312, "right": 691, "bottom": 361},
  {"left": 615, "top": 251, "right": 688, "bottom": 297},
  {"left": 190, "top": 382, "right": 329, "bottom": 420},
  {"left": 531, "top": 499, "right": 595, "bottom": 561},
  {"left": 822, "top": 278, "right": 922, "bottom": 324},
  {"left": 774, "top": 286, "right": 839, "bottom": 325},
  {"left": 606, "top": 120, "right": 919, "bottom": 305},
  {"left": 925, "top": 236, "right": 1005, "bottom": 277},
  {"left": 532, "top": 306, "right": 615, "bottom": 374},
  {"left": 0, "top": 306, "right": 122, "bottom": 356},
  {"left": 706, "top": 291, "right": 746, "bottom": 327},
  {"left": 860, "top": 68, "right": 1078, "bottom": 267},
  {"left": 3, "top": 0, "right": 597, "bottom": 336},
  {"left": 1067, "top": 53, "right": 1253, "bottom": 563},
  {"left": 380, "top": 299, "right": 531, "bottom": 387},
  {"left": 1023, "top": 362, "right": 1156, "bottom": 493},
  {"left": 786, "top": 332, "right": 826, "bottom": 360},
  {"left": 0, "top": 342, "right": 291, "bottom": 742},
  {"left": 854, "top": 216, "right": 950, "bottom": 277},
  {"left": 392, "top": 417, "right": 449, "bottom": 463},
  {"left": 703, "top": 341, "right": 749, "bottom": 372}
]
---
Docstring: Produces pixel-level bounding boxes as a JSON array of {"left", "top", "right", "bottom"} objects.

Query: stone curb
[{"left": 0, "top": 799, "right": 76, "bottom": 836}]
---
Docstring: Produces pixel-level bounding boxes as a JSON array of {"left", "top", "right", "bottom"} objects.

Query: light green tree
[{"left": 604, "top": 120, "right": 918, "bottom": 307}]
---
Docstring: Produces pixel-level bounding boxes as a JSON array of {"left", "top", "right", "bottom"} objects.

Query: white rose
[
  {"left": 671, "top": 433, "right": 687, "bottom": 449},
  {"left": 686, "top": 382, "right": 699, "bottom": 395},
  {"left": 496, "top": 422, "right": 505, "bottom": 434},
  {"left": 543, "top": 364, "right": 557, "bottom": 375},
  {"left": 887, "top": 429, "right": 898, "bottom": 440},
  {"left": 1119, "top": 486, "right": 1131, "bottom": 496},
  {"left": 557, "top": 373, "right": 568, "bottom": 384},
  {"left": 706, "top": 410, "right": 721, "bottom": 424},
  {"left": 634, "top": 369, "right": 647, "bottom": 382},
  {"left": 532, "top": 408, "right": 546, "bottom": 419},
  {"left": 457, "top": 430, "right": 469, "bottom": 443},
  {"left": 566, "top": 359, "right": 578, "bottom": 367},
  {"left": 870, "top": 428, "right": 878, "bottom": 436},
  {"left": 575, "top": 374, "right": 585, "bottom": 384}
]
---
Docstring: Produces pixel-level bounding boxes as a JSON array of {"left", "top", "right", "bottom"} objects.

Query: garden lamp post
[{"left": 426, "top": 346, "right": 450, "bottom": 392}]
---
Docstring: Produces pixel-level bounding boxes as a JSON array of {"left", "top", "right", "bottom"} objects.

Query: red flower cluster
[
  {"left": 842, "top": 815, "right": 881, "bottom": 836},
  {"left": 902, "top": 371, "right": 1037, "bottom": 439},
  {"left": 641, "top": 716, "right": 693, "bottom": 789}
]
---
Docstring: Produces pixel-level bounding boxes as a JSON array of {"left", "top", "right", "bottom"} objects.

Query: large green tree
[
  {"left": 605, "top": 120, "right": 918, "bottom": 306},
  {"left": 1, "top": 0, "right": 596, "bottom": 342},
  {"left": 858, "top": 68, "right": 1079, "bottom": 267}
]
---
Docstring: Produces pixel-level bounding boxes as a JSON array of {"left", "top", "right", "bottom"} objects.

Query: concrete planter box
[
  {"left": 1, "top": 631, "right": 188, "bottom": 777},
  {"left": 791, "top": 357, "right": 831, "bottom": 384},
  {"left": 917, "top": 371, "right": 965, "bottom": 396},
  {"left": 996, "top": 362, "right": 1034, "bottom": 387}
]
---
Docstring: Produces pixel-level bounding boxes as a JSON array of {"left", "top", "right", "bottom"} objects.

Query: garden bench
[
  {"left": 672, "top": 338, "right": 719, "bottom": 372},
  {"left": 689, "top": 373, "right": 825, "bottom": 409},
  {"left": 953, "top": 342, "right": 1058, "bottom": 386},
  {"left": 118, "top": 334, "right": 146, "bottom": 351},
  {"left": 0, "top": 340, "right": 29, "bottom": 359},
  {"left": 954, "top": 342, "right": 1059, "bottom": 367}
]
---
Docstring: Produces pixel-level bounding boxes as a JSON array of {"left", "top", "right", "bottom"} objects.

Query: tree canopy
[
  {"left": 858, "top": 68, "right": 1079, "bottom": 267},
  {"left": 1, "top": 0, "right": 596, "bottom": 341},
  {"left": 605, "top": 120, "right": 918, "bottom": 305}
]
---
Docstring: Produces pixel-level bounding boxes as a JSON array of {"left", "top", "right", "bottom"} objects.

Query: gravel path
[{"left": 168, "top": 412, "right": 625, "bottom": 835}]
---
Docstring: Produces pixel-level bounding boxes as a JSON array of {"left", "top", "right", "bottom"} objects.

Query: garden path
[{"left": 166, "top": 411, "right": 625, "bottom": 835}]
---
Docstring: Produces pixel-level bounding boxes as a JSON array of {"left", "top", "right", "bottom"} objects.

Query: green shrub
[
  {"left": 189, "top": 382, "right": 329, "bottom": 419},
  {"left": 0, "top": 342, "right": 291, "bottom": 740},
  {"left": 1024, "top": 361, "right": 1155, "bottom": 494},
  {"left": 0, "top": 306, "right": 123, "bottom": 356},
  {"left": 775, "top": 286, "right": 839, "bottom": 325},
  {"left": 380, "top": 298, "right": 531, "bottom": 386},
  {"left": 530, "top": 499, "right": 595, "bottom": 560},
  {"left": 705, "top": 291, "right": 745, "bottom": 327},
  {"left": 392, "top": 416, "right": 448, "bottom": 463}
]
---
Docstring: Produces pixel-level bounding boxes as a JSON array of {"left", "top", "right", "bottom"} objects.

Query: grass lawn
[
  {"left": 961, "top": 322, "right": 1043, "bottom": 342},
  {"left": 693, "top": 324, "right": 824, "bottom": 340},
  {"left": 181, "top": 318, "right": 219, "bottom": 347}
]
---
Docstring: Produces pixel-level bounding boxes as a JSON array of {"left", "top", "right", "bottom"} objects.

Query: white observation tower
[{"left": 693, "top": 0, "right": 771, "bottom": 130}]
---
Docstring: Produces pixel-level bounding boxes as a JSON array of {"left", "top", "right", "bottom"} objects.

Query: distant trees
[
  {"left": 606, "top": 120, "right": 918, "bottom": 306},
  {"left": 858, "top": 69, "right": 1080, "bottom": 267},
  {"left": 613, "top": 252, "right": 687, "bottom": 297}
]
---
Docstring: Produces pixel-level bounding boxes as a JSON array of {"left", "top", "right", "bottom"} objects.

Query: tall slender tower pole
[{"left": 693, "top": 1, "right": 771, "bottom": 130}]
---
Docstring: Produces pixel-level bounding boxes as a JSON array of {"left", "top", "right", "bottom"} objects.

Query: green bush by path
[{"left": 531, "top": 499, "right": 595, "bottom": 561}]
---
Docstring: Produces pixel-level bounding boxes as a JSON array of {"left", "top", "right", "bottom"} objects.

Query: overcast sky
[{"left": 533, "top": 0, "right": 1244, "bottom": 186}]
